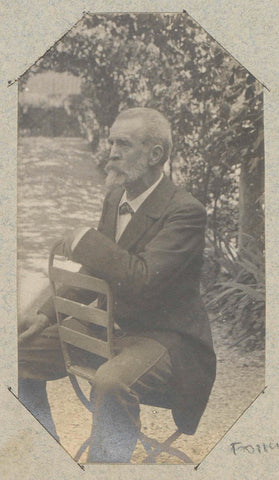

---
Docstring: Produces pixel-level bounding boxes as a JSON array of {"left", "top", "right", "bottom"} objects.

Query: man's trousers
[{"left": 18, "top": 320, "right": 180, "bottom": 463}]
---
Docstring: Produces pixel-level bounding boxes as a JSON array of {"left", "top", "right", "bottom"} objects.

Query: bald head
[{"left": 115, "top": 108, "right": 173, "bottom": 164}]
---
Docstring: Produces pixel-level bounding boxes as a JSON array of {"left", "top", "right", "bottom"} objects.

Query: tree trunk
[{"left": 238, "top": 157, "right": 264, "bottom": 253}]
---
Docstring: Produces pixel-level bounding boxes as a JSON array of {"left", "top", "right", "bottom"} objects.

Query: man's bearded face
[{"left": 105, "top": 117, "right": 151, "bottom": 190}]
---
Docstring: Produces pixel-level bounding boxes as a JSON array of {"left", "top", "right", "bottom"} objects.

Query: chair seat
[
  {"left": 67, "top": 364, "right": 98, "bottom": 382},
  {"left": 62, "top": 317, "right": 174, "bottom": 408}
]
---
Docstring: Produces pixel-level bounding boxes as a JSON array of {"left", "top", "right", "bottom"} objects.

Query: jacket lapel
[
  {"left": 117, "top": 175, "right": 176, "bottom": 250},
  {"left": 99, "top": 175, "right": 176, "bottom": 250}
]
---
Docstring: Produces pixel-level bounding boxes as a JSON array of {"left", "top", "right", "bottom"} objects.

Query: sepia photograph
[{"left": 17, "top": 12, "right": 265, "bottom": 465}]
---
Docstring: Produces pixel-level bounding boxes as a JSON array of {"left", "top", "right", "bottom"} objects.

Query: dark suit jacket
[{"left": 40, "top": 175, "right": 216, "bottom": 434}]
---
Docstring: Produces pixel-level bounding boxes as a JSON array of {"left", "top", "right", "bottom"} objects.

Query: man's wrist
[{"left": 37, "top": 311, "right": 56, "bottom": 327}]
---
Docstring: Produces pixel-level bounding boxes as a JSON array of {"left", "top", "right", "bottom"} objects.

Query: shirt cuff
[{"left": 71, "top": 227, "right": 92, "bottom": 253}]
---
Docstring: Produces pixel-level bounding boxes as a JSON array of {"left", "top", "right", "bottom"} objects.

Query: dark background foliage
[{"left": 19, "top": 12, "right": 265, "bottom": 349}]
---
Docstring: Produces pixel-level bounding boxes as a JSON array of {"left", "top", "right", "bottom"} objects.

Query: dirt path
[{"left": 18, "top": 136, "right": 265, "bottom": 465}]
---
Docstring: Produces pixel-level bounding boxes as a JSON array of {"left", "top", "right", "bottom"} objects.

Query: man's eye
[{"left": 108, "top": 139, "right": 130, "bottom": 148}]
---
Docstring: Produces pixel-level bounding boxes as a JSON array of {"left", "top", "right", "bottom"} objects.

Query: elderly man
[{"left": 18, "top": 107, "right": 216, "bottom": 463}]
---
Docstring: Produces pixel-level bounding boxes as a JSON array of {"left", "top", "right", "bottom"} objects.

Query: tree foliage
[{"left": 22, "top": 14, "right": 264, "bottom": 234}]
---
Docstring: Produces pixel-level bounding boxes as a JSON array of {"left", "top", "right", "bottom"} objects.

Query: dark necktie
[{"left": 119, "top": 202, "right": 134, "bottom": 216}]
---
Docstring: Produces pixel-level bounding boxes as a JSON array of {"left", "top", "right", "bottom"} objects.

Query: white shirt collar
[{"left": 119, "top": 173, "right": 164, "bottom": 213}]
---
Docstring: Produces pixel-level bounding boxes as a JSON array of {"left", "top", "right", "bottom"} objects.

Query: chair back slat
[
  {"left": 50, "top": 266, "right": 109, "bottom": 295},
  {"left": 48, "top": 241, "right": 115, "bottom": 382},
  {"left": 59, "top": 325, "right": 110, "bottom": 358},
  {"left": 54, "top": 296, "right": 108, "bottom": 328}
]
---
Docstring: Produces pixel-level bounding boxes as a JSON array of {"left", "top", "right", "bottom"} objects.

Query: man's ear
[{"left": 149, "top": 145, "right": 164, "bottom": 166}]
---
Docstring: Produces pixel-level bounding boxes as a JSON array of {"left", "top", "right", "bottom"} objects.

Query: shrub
[{"left": 203, "top": 235, "right": 265, "bottom": 350}]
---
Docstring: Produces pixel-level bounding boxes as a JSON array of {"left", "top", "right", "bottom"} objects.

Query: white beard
[{"left": 105, "top": 168, "right": 127, "bottom": 192}]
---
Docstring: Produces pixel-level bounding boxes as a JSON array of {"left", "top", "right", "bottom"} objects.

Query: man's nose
[{"left": 109, "top": 144, "right": 121, "bottom": 160}]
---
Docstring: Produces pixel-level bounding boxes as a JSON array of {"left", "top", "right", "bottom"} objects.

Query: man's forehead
[{"left": 109, "top": 116, "right": 146, "bottom": 139}]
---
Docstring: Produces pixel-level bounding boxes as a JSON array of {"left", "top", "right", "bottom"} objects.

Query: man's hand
[
  {"left": 18, "top": 313, "right": 51, "bottom": 346},
  {"left": 59, "top": 227, "right": 91, "bottom": 259}
]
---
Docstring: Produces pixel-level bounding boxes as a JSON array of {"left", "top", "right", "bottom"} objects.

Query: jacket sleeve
[{"left": 71, "top": 202, "right": 206, "bottom": 307}]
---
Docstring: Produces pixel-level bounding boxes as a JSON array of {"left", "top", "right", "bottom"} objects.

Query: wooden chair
[{"left": 48, "top": 241, "right": 193, "bottom": 464}]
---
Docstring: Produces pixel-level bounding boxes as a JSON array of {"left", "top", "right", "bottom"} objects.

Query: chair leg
[
  {"left": 73, "top": 382, "right": 95, "bottom": 462},
  {"left": 138, "top": 433, "right": 153, "bottom": 455},
  {"left": 139, "top": 430, "right": 193, "bottom": 464},
  {"left": 74, "top": 438, "right": 91, "bottom": 462},
  {"left": 74, "top": 430, "right": 192, "bottom": 464},
  {"left": 69, "top": 376, "right": 191, "bottom": 464},
  {"left": 69, "top": 375, "right": 93, "bottom": 412}
]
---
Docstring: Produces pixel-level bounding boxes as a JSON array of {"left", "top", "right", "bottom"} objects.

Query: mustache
[{"left": 105, "top": 162, "right": 124, "bottom": 175}]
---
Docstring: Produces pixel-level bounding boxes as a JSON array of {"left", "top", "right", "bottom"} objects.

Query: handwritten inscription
[{"left": 231, "top": 441, "right": 279, "bottom": 455}]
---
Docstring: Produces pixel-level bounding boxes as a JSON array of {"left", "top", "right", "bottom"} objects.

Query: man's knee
[{"left": 93, "top": 363, "right": 128, "bottom": 398}]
